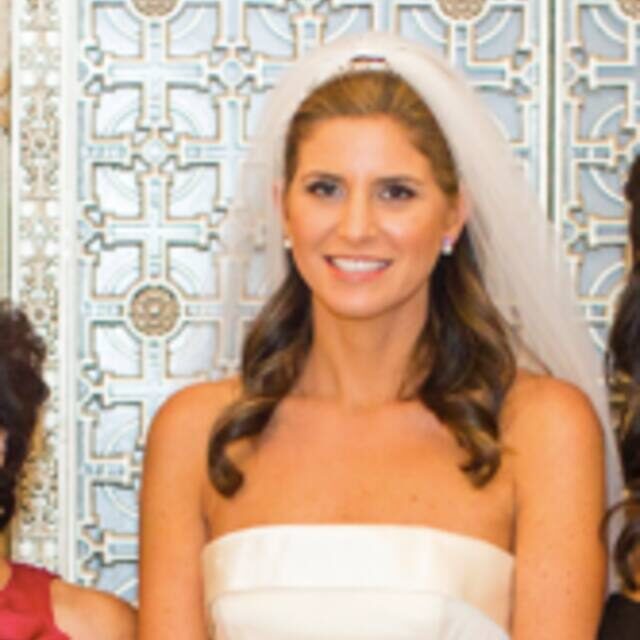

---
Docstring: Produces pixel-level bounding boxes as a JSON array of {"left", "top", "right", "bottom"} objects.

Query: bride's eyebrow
[
  {"left": 298, "top": 173, "right": 424, "bottom": 184},
  {"left": 298, "top": 171, "right": 342, "bottom": 182},
  {"left": 376, "top": 175, "right": 424, "bottom": 185}
]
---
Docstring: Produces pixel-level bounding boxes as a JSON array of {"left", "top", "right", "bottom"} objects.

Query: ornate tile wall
[
  {"left": 8, "top": 0, "right": 639, "bottom": 602},
  {"left": 554, "top": 0, "right": 639, "bottom": 350},
  {"left": 11, "top": 0, "right": 68, "bottom": 577}
]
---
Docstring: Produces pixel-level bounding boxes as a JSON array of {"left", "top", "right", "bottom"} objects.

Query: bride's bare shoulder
[
  {"left": 500, "top": 370, "right": 602, "bottom": 452},
  {"left": 159, "top": 377, "right": 240, "bottom": 418},
  {"left": 146, "top": 377, "right": 241, "bottom": 449},
  {"left": 504, "top": 370, "right": 596, "bottom": 413}
]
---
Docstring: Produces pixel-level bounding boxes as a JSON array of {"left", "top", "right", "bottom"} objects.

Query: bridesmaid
[
  {"left": 0, "top": 300, "right": 136, "bottom": 639},
  {"left": 599, "top": 155, "right": 640, "bottom": 638}
]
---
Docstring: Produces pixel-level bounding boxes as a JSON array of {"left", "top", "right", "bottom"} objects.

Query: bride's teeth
[{"left": 331, "top": 258, "right": 387, "bottom": 273}]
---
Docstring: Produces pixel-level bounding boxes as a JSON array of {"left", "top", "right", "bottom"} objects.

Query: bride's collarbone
[
  {"left": 205, "top": 419, "right": 514, "bottom": 549},
  {"left": 266, "top": 398, "right": 453, "bottom": 446}
]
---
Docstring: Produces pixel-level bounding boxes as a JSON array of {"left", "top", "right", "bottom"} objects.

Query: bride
[{"left": 139, "top": 32, "right": 622, "bottom": 639}]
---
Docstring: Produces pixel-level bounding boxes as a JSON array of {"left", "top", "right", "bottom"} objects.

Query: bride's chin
[{"left": 312, "top": 295, "right": 404, "bottom": 323}]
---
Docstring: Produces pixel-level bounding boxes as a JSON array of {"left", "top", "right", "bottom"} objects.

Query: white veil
[{"left": 228, "top": 31, "right": 623, "bottom": 586}]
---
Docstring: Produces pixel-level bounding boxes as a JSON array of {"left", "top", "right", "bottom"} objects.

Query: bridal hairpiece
[{"left": 348, "top": 54, "right": 389, "bottom": 71}]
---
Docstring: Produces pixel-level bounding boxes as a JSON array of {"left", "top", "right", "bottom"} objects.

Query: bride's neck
[{"left": 295, "top": 304, "right": 426, "bottom": 407}]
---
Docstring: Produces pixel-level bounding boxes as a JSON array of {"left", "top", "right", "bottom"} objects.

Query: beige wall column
[
  {"left": 0, "top": 0, "right": 9, "bottom": 296},
  {"left": 0, "top": 0, "right": 9, "bottom": 559}
]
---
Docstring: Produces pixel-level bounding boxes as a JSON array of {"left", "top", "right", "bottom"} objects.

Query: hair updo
[{"left": 0, "top": 301, "right": 49, "bottom": 529}]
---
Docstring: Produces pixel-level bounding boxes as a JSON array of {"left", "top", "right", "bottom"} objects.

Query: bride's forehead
[
  {"left": 300, "top": 114, "right": 408, "bottom": 135},
  {"left": 293, "top": 116, "right": 420, "bottom": 153},
  {"left": 290, "top": 117, "right": 435, "bottom": 177}
]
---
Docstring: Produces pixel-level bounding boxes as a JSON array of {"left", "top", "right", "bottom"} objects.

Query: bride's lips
[{"left": 325, "top": 255, "right": 391, "bottom": 282}]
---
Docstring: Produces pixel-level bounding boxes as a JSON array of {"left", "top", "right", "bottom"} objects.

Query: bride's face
[{"left": 282, "top": 114, "right": 464, "bottom": 322}]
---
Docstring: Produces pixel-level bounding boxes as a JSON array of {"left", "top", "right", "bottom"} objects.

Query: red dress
[{"left": 0, "top": 562, "right": 69, "bottom": 639}]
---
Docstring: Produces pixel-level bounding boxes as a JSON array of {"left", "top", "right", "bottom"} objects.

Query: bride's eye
[
  {"left": 306, "top": 179, "right": 340, "bottom": 198},
  {"left": 380, "top": 183, "right": 416, "bottom": 201}
]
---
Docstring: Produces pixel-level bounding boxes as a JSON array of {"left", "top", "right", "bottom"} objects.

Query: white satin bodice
[{"left": 202, "top": 524, "right": 513, "bottom": 639}]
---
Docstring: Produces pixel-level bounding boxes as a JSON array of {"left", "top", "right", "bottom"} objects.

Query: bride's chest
[{"left": 207, "top": 402, "right": 515, "bottom": 544}]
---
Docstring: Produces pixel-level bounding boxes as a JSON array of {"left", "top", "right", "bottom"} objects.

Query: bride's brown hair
[
  {"left": 208, "top": 71, "right": 516, "bottom": 496},
  {"left": 607, "top": 155, "right": 640, "bottom": 592}
]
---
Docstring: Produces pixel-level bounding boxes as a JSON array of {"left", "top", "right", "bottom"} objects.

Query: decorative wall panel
[
  {"left": 9, "top": 0, "right": 639, "bottom": 604},
  {"left": 11, "top": 0, "right": 67, "bottom": 574},
  {"left": 555, "top": 1, "right": 639, "bottom": 350}
]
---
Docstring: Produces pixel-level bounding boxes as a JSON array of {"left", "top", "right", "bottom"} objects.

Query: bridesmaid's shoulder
[{"left": 52, "top": 579, "right": 136, "bottom": 640}]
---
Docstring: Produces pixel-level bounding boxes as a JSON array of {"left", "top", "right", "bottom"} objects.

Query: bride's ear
[
  {"left": 445, "top": 184, "right": 471, "bottom": 242},
  {"left": 272, "top": 180, "right": 283, "bottom": 211},
  {"left": 459, "top": 183, "right": 473, "bottom": 219},
  {"left": 272, "top": 180, "right": 290, "bottom": 235}
]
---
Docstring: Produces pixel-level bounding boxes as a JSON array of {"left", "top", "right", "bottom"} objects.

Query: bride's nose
[{"left": 337, "top": 188, "right": 377, "bottom": 241}]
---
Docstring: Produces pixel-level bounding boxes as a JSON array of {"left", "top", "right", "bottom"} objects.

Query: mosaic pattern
[{"left": 9, "top": 0, "right": 639, "bottom": 602}]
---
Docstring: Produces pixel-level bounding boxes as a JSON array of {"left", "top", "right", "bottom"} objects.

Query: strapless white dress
[{"left": 202, "top": 524, "right": 513, "bottom": 639}]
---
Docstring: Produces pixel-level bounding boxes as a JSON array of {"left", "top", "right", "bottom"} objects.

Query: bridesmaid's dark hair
[
  {"left": 607, "top": 155, "right": 640, "bottom": 592},
  {"left": 0, "top": 301, "right": 49, "bottom": 530}
]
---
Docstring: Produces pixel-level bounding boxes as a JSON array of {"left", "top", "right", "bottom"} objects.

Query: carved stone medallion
[
  {"left": 130, "top": 0, "right": 180, "bottom": 18},
  {"left": 130, "top": 285, "right": 180, "bottom": 336},
  {"left": 616, "top": 0, "right": 640, "bottom": 19},
  {"left": 436, "top": 0, "right": 487, "bottom": 20}
]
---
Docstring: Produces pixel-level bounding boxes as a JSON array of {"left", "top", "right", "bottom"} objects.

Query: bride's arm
[
  {"left": 506, "top": 376, "right": 606, "bottom": 639},
  {"left": 138, "top": 382, "right": 233, "bottom": 640}
]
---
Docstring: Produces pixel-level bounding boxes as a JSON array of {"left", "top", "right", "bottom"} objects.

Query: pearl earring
[
  {"left": 441, "top": 236, "right": 454, "bottom": 256},
  {"left": 283, "top": 237, "right": 292, "bottom": 250}
]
